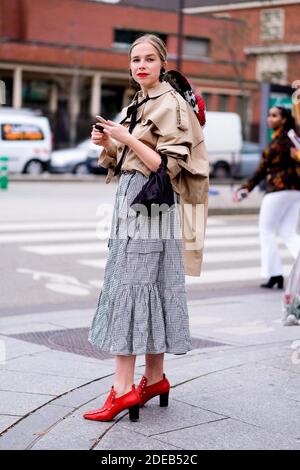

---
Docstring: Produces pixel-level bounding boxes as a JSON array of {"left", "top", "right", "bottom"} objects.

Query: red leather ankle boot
[
  {"left": 83, "top": 384, "right": 141, "bottom": 422},
  {"left": 137, "top": 373, "right": 170, "bottom": 407}
]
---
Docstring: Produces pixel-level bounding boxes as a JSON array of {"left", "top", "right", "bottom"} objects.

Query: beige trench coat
[{"left": 99, "top": 81, "right": 209, "bottom": 276}]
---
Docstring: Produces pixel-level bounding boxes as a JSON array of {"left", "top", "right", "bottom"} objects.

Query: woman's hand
[
  {"left": 290, "top": 147, "right": 300, "bottom": 162},
  {"left": 232, "top": 188, "right": 249, "bottom": 202},
  {"left": 99, "top": 120, "right": 131, "bottom": 145},
  {"left": 91, "top": 126, "right": 111, "bottom": 148}
]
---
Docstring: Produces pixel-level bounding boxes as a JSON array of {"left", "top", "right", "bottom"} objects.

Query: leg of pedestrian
[{"left": 278, "top": 191, "right": 300, "bottom": 258}]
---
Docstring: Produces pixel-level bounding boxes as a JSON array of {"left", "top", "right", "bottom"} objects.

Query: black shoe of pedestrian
[{"left": 260, "top": 275, "right": 284, "bottom": 289}]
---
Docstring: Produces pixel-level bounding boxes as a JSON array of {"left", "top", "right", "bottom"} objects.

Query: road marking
[
  {"left": 206, "top": 226, "right": 259, "bottom": 236},
  {"left": 78, "top": 258, "right": 293, "bottom": 285},
  {"left": 185, "top": 264, "right": 293, "bottom": 284},
  {"left": 22, "top": 239, "right": 267, "bottom": 255},
  {"left": 10, "top": 219, "right": 294, "bottom": 289},
  {"left": 205, "top": 237, "right": 285, "bottom": 247},
  {"left": 22, "top": 242, "right": 108, "bottom": 255},
  {"left": 0, "top": 230, "right": 99, "bottom": 243},
  {"left": 203, "top": 249, "right": 291, "bottom": 263},
  {"left": 0, "top": 217, "right": 227, "bottom": 231},
  {"left": 0, "top": 221, "right": 97, "bottom": 231},
  {"left": 16, "top": 268, "right": 102, "bottom": 296},
  {"left": 78, "top": 259, "right": 107, "bottom": 269},
  {"left": 78, "top": 248, "right": 292, "bottom": 270}
]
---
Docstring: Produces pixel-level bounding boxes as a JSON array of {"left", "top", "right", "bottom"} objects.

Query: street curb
[
  {"left": 9, "top": 175, "right": 106, "bottom": 183},
  {"left": 8, "top": 175, "right": 245, "bottom": 185}
]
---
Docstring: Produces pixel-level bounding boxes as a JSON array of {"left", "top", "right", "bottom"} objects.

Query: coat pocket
[{"left": 122, "top": 239, "right": 163, "bottom": 285}]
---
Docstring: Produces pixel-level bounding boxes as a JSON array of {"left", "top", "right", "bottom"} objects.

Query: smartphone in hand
[
  {"left": 95, "top": 116, "right": 108, "bottom": 133},
  {"left": 95, "top": 123, "right": 104, "bottom": 133},
  {"left": 237, "top": 189, "right": 248, "bottom": 201}
]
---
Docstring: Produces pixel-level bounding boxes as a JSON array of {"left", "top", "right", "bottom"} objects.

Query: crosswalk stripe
[
  {"left": 206, "top": 226, "right": 259, "bottom": 236},
  {"left": 203, "top": 249, "right": 291, "bottom": 263},
  {"left": 185, "top": 264, "right": 293, "bottom": 285},
  {"left": 3, "top": 227, "right": 261, "bottom": 244},
  {"left": 78, "top": 247, "right": 292, "bottom": 270},
  {"left": 0, "top": 230, "right": 99, "bottom": 243},
  {"left": 21, "top": 236, "right": 287, "bottom": 255},
  {"left": 204, "top": 237, "right": 284, "bottom": 247},
  {"left": 10, "top": 218, "right": 295, "bottom": 286},
  {"left": 78, "top": 260, "right": 293, "bottom": 284},
  {"left": 22, "top": 242, "right": 108, "bottom": 255},
  {"left": 78, "top": 259, "right": 107, "bottom": 269},
  {"left": 0, "top": 222, "right": 96, "bottom": 232},
  {"left": 0, "top": 216, "right": 229, "bottom": 232}
]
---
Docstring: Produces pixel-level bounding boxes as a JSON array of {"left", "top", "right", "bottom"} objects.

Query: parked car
[
  {"left": 0, "top": 107, "right": 52, "bottom": 174},
  {"left": 49, "top": 139, "right": 105, "bottom": 174},
  {"left": 86, "top": 153, "right": 107, "bottom": 175}
]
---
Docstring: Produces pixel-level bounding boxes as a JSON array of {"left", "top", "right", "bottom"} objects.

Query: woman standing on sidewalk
[
  {"left": 83, "top": 35, "right": 208, "bottom": 422},
  {"left": 233, "top": 106, "right": 300, "bottom": 289}
]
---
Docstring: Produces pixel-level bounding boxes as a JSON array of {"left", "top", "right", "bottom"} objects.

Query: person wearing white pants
[
  {"left": 234, "top": 106, "right": 300, "bottom": 289},
  {"left": 259, "top": 190, "right": 300, "bottom": 279}
]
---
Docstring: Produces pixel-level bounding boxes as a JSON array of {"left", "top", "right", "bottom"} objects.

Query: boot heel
[
  {"left": 160, "top": 391, "right": 169, "bottom": 407},
  {"left": 277, "top": 278, "right": 284, "bottom": 289},
  {"left": 128, "top": 404, "right": 139, "bottom": 422}
]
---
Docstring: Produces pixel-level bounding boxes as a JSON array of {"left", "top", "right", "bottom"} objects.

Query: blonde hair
[{"left": 129, "top": 34, "right": 167, "bottom": 64}]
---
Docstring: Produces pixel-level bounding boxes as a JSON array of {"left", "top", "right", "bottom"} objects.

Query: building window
[
  {"left": 218, "top": 94, "right": 228, "bottom": 112},
  {"left": 256, "top": 54, "right": 287, "bottom": 85},
  {"left": 260, "top": 9, "right": 284, "bottom": 41},
  {"left": 183, "top": 37, "right": 210, "bottom": 59},
  {"left": 113, "top": 29, "right": 167, "bottom": 51},
  {"left": 201, "top": 92, "right": 211, "bottom": 111}
]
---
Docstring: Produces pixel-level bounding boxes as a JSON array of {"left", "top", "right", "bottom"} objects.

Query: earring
[{"left": 159, "top": 67, "right": 166, "bottom": 82}]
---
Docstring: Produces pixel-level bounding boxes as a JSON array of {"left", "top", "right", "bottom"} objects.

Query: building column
[
  {"left": 69, "top": 73, "right": 81, "bottom": 146},
  {"left": 49, "top": 82, "right": 58, "bottom": 114},
  {"left": 13, "top": 66, "right": 22, "bottom": 108},
  {"left": 90, "top": 73, "right": 102, "bottom": 117}
]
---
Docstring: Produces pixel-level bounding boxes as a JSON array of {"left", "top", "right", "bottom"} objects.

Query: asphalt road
[{"left": 0, "top": 181, "right": 294, "bottom": 317}]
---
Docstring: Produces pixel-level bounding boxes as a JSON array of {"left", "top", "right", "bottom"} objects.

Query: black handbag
[
  {"left": 131, "top": 154, "right": 174, "bottom": 215},
  {"left": 114, "top": 97, "right": 175, "bottom": 216}
]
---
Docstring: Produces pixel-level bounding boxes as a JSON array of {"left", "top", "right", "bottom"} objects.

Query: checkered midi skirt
[{"left": 88, "top": 170, "right": 193, "bottom": 356}]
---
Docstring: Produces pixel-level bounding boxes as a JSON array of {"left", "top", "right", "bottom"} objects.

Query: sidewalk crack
[{"left": 149, "top": 417, "right": 229, "bottom": 437}]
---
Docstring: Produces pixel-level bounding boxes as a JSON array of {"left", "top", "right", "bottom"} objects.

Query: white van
[
  {"left": 0, "top": 108, "right": 52, "bottom": 174},
  {"left": 203, "top": 112, "right": 242, "bottom": 177}
]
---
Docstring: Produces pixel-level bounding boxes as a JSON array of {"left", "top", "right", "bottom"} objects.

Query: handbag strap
[{"left": 114, "top": 96, "right": 150, "bottom": 176}]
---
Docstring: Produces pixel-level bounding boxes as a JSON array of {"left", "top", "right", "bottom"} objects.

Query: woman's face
[
  {"left": 267, "top": 107, "right": 286, "bottom": 130},
  {"left": 130, "top": 42, "right": 163, "bottom": 91}
]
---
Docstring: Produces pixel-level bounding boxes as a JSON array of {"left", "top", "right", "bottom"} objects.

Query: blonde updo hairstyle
[{"left": 129, "top": 34, "right": 167, "bottom": 82}]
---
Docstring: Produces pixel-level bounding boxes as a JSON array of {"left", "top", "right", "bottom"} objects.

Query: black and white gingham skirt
[{"left": 88, "top": 171, "right": 193, "bottom": 356}]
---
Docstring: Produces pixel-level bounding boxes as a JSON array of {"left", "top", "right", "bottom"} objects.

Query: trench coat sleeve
[
  {"left": 98, "top": 142, "right": 118, "bottom": 184},
  {"left": 152, "top": 102, "right": 194, "bottom": 184}
]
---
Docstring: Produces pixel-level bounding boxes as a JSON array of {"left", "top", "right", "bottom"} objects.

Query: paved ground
[
  {"left": 0, "top": 180, "right": 299, "bottom": 450},
  {"left": 1, "top": 291, "right": 300, "bottom": 450},
  {"left": 0, "top": 180, "right": 280, "bottom": 316}
]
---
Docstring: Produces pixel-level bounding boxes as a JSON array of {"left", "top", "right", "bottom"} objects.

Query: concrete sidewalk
[{"left": 1, "top": 291, "right": 300, "bottom": 450}]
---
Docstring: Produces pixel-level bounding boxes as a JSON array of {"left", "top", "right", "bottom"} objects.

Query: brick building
[
  {"left": 184, "top": 0, "right": 300, "bottom": 141},
  {"left": 0, "top": 0, "right": 298, "bottom": 146}
]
